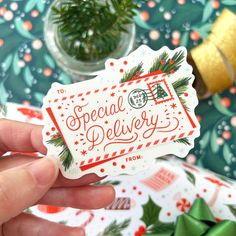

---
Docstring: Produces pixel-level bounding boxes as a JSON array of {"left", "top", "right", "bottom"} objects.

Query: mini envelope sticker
[{"left": 42, "top": 45, "right": 200, "bottom": 179}]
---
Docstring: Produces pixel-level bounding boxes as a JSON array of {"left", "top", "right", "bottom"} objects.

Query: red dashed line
[
  {"left": 70, "top": 95, "right": 75, "bottom": 99},
  {"left": 128, "top": 147, "right": 134, "bottom": 152},
  {"left": 78, "top": 93, "right": 83, "bottom": 97},
  {"left": 88, "top": 158, "right": 93, "bottom": 163},
  {"left": 162, "top": 137, "right": 168, "bottom": 143},
  {"left": 94, "top": 89, "right": 99, "bottom": 93},
  {"left": 120, "top": 149, "right": 125, "bottom": 154},
  {"left": 112, "top": 152, "right": 117, "bottom": 157},
  {"left": 104, "top": 154, "right": 109, "bottom": 159},
  {"left": 80, "top": 161, "right": 85, "bottom": 166},
  {"left": 178, "top": 133, "right": 185, "bottom": 138},
  {"left": 146, "top": 142, "right": 151, "bottom": 147},
  {"left": 96, "top": 156, "right": 101, "bottom": 161},
  {"left": 137, "top": 144, "right": 143, "bottom": 150},
  {"left": 171, "top": 135, "right": 176, "bottom": 140},
  {"left": 62, "top": 97, "right": 67, "bottom": 100},
  {"left": 188, "top": 130, "right": 194, "bottom": 136},
  {"left": 154, "top": 140, "right": 159, "bottom": 145}
]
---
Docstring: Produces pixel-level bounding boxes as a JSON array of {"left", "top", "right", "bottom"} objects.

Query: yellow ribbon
[{"left": 191, "top": 9, "right": 236, "bottom": 94}]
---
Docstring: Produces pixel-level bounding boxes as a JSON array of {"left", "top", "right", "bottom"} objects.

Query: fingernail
[{"left": 27, "top": 157, "right": 59, "bottom": 186}]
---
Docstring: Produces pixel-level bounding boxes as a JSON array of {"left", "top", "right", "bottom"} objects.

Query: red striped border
[{"left": 79, "top": 129, "right": 196, "bottom": 168}]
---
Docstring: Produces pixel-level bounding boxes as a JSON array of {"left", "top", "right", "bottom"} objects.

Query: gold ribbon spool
[
  {"left": 210, "top": 9, "right": 236, "bottom": 75},
  {"left": 191, "top": 8, "right": 236, "bottom": 94},
  {"left": 191, "top": 40, "right": 232, "bottom": 94}
]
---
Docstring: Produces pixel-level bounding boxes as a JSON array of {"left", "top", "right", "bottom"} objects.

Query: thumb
[{"left": 0, "top": 156, "right": 59, "bottom": 224}]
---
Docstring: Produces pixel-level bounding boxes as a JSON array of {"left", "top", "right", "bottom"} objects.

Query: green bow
[{"left": 147, "top": 198, "right": 236, "bottom": 236}]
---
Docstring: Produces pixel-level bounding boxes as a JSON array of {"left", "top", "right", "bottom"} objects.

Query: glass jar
[{"left": 44, "top": 0, "right": 136, "bottom": 82}]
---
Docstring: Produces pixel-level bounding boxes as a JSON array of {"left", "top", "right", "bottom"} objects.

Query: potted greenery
[{"left": 44, "top": 0, "right": 139, "bottom": 81}]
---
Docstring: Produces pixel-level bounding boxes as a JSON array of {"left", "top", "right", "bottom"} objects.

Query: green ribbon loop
[{"left": 149, "top": 198, "right": 236, "bottom": 236}]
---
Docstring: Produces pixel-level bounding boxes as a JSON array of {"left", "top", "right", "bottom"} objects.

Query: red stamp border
[{"left": 147, "top": 79, "right": 174, "bottom": 105}]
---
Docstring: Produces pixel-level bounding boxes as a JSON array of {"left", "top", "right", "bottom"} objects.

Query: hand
[{"left": 0, "top": 119, "right": 115, "bottom": 236}]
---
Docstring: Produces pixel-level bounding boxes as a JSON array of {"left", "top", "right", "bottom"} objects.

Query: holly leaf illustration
[
  {"left": 180, "top": 31, "right": 189, "bottom": 47},
  {"left": 200, "top": 131, "right": 210, "bottom": 149},
  {"left": 201, "top": 1, "right": 213, "bottom": 22},
  {"left": 0, "top": 79, "right": 9, "bottom": 105},
  {"left": 23, "top": 67, "right": 34, "bottom": 87},
  {"left": 212, "top": 95, "right": 235, "bottom": 116},
  {"left": 223, "top": 143, "right": 232, "bottom": 165},
  {"left": 210, "top": 129, "right": 219, "bottom": 153},
  {"left": 222, "top": 0, "right": 236, "bottom": 5},
  {"left": 141, "top": 197, "right": 161, "bottom": 227},
  {"left": 184, "top": 170, "right": 196, "bottom": 185}
]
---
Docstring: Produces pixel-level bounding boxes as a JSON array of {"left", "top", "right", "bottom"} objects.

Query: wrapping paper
[{"left": 2, "top": 103, "right": 236, "bottom": 235}]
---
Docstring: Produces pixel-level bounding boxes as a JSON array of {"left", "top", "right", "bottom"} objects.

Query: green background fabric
[{"left": 0, "top": 0, "right": 236, "bottom": 178}]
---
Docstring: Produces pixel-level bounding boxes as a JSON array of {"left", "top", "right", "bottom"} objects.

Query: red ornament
[
  {"left": 140, "top": 11, "right": 150, "bottom": 21},
  {"left": 169, "top": 60, "right": 174, "bottom": 65},
  {"left": 23, "top": 53, "right": 32, "bottom": 62},
  {"left": 221, "top": 97, "right": 231, "bottom": 108},
  {"left": 190, "top": 31, "right": 200, "bottom": 41},
  {"left": 23, "top": 21, "right": 33, "bottom": 31},
  {"left": 212, "top": 0, "right": 220, "bottom": 9},
  {"left": 222, "top": 131, "right": 231, "bottom": 140},
  {"left": 160, "top": 60, "right": 165, "bottom": 65}
]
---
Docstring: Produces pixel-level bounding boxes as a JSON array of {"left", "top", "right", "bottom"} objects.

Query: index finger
[{"left": 0, "top": 119, "right": 47, "bottom": 154}]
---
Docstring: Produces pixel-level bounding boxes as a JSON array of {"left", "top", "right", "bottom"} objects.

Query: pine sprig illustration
[
  {"left": 174, "top": 138, "right": 191, "bottom": 146},
  {"left": 102, "top": 219, "right": 130, "bottom": 236},
  {"left": 120, "top": 62, "right": 144, "bottom": 83},
  {"left": 172, "top": 77, "right": 190, "bottom": 111},
  {"left": 149, "top": 51, "right": 185, "bottom": 74},
  {"left": 172, "top": 77, "right": 190, "bottom": 96},
  {"left": 47, "top": 133, "right": 73, "bottom": 170},
  {"left": 172, "top": 77, "right": 191, "bottom": 145}
]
